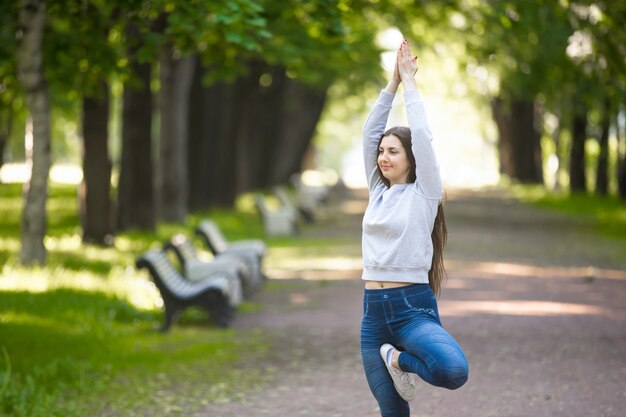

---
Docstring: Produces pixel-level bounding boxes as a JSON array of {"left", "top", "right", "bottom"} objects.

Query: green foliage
[
  {"left": 0, "top": 1, "right": 25, "bottom": 162},
  {"left": 450, "top": 0, "right": 572, "bottom": 100},
  {"left": 164, "top": 0, "right": 270, "bottom": 54},
  {"left": 0, "top": 1, "right": 19, "bottom": 107},
  {"left": 45, "top": 1, "right": 121, "bottom": 97},
  {"left": 253, "top": 0, "right": 384, "bottom": 89}
]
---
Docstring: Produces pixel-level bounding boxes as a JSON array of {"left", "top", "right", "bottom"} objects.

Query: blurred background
[
  {"left": 1, "top": 1, "right": 625, "bottom": 416},
  {"left": 2, "top": 2, "right": 624, "bottom": 259}
]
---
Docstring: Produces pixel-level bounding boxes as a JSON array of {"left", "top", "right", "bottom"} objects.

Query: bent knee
[{"left": 439, "top": 365, "right": 468, "bottom": 390}]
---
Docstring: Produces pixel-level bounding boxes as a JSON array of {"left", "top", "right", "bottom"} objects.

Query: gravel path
[{"left": 199, "top": 187, "right": 626, "bottom": 417}]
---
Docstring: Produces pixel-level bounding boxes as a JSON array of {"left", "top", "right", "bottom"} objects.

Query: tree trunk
[
  {"left": 510, "top": 99, "right": 543, "bottom": 183},
  {"left": 16, "top": 0, "right": 50, "bottom": 265},
  {"left": 492, "top": 97, "right": 516, "bottom": 180},
  {"left": 595, "top": 98, "right": 610, "bottom": 195},
  {"left": 270, "top": 79, "right": 328, "bottom": 183},
  {"left": 0, "top": 108, "right": 12, "bottom": 175},
  {"left": 187, "top": 64, "right": 214, "bottom": 211},
  {"left": 617, "top": 106, "right": 626, "bottom": 199},
  {"left": 491, "top": 96, "right": 543, "bottom": 183},
  {"left": 117, "top": 23, "right": 155, "bottom": 231},
  {"left": 157, "top": 47, "right": 195, "bottom": 222},
  {"left": 187, "top": 61, "right": 329, "bottom": 208},
  {"left": 80, "top": 81, "right": 113, "bottom": 244},
  {"left": 569, "top": 101, "right": 588, "bottom": 193},
  {"left": 188, "top": 65, "right": 238, "bottom": 209},
  {"left": 234, "top": 61, "right": 287, "bottom": 191}
]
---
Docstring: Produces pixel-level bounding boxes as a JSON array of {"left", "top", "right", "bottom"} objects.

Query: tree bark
[
  {"left": 0, "top": 108, "right": 12, "bottom": 176},
  {"left": 569, "top": 101, "right": 588, "bottom": 193},
  {"left": 491, "top": 97, "right": 514, "bottom": 179},
  {"left": 16, "top": 0, "right": 50, "bottom": 265},
  {"left": 80, "top": 81, "right": 113, "bottom": 244},
  {"left": 511, "top": 99, "right": 543, "bottom": 183},
  {"left": 491, "top": 96, "right": 543, "bottom": 183},
  {"left": 117, "top": 23, "right": 155, "bottom": 231},
  {"left": 187, "top": 65, "right": 214, "bottom": 211},
  {"left": 272, "top": 79, "right": 328, "bottom": 183},
  {"left": 188, "top": 65, "right": 239, "bottom": 209},
  {"left": 157, "top": 46, "right": 195, "bottom": 222},
  {"left": 595, "top": 98, "right": 610, "bottom": 195},
  {"left": 187, "top": 61, "right": 329, "bottom": 208},
  {"left": 617, "top": 106, "right": 626, "bottom": 199},
  {"left": 234, "top": 61, "right": 286, "bottom": 191}
]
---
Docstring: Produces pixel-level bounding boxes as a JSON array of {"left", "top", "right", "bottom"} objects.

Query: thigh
[
  {"left": 400, "top": 320, "right": 466, "bottom": 363},
  {"left": 398, "top": 320, "right": 468, "bottom": 387},
  {"left": 395, "top": 288, "right": 466, "bottom": 370}
]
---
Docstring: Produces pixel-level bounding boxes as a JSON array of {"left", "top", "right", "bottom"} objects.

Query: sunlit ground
[
  {"left": 0, "top": 162, "right": 83, "bottom": 184},
  {"left": 0, "top": 255, "right": 163, "bottom": 312}
]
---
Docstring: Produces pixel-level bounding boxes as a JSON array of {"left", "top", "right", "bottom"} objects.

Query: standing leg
[{"left": 361, "top": 300, "right": 410, "bottom": 417}]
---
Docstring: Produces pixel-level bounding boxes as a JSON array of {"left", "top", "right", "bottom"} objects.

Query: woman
[{"left": 360, "top": 39, "right": 469, "bottom": 417}]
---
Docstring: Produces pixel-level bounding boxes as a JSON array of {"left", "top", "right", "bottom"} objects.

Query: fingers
[
  {"left": 398, "top": 37, "right": 419, "bottom": 77},
  {"left": 400, "top": 38, "right": 412, "bottom": 56}
]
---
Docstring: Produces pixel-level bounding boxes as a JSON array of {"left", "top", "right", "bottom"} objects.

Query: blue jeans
[{"left": 360, "top": 283, "right": 468, "bottom": 417}]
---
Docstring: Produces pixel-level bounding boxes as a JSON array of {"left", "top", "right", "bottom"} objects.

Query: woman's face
[{"left": 378, "top": 134, "right": 410, "bottom": 186}]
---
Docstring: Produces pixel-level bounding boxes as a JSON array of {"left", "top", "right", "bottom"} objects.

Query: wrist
[
  {"left": 385, "top": 79, "right": 400, "bottom": 94},
  {"left": 402, "top": 78, "right": 417, "bottom": 91}
]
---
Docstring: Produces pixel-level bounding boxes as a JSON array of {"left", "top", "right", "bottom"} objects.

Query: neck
[{"left": 389, "top": 175, "right": 409, "bottom": 187}]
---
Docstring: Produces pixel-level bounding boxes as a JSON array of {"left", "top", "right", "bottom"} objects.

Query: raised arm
[
  {"left": 362, "top": 58, "right": 401, "bottom": 192},
  {"left": 398, "top": 40, "right": 442, "bottom": 199}
]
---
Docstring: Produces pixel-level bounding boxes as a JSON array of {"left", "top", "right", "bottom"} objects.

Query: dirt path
[{"left": 199, "top": 187, "right": 626, "bottom": 417}]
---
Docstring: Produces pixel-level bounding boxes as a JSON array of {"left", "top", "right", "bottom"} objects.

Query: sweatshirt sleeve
[
  {"left": 405, "top": 90, "right": 443, "bottom": 199},
  {"left": 363, "top": 90, "right": 395, "bottom": 192}
]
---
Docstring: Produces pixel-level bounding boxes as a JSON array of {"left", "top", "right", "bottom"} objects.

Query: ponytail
[{"left": 429, "top": 195, "right": 447, "bottom": 297}]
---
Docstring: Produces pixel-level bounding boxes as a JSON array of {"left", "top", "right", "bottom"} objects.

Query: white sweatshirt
[{"left": 361, "top": 89, "right": 443, "bottom": 283}]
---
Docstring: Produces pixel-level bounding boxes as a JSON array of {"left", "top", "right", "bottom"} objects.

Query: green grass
[
  {"left": 509, "top": 184, "right": 626, "bottom": 243},
  {"left": 0, "top": 181, "right": 361, "bottom": 416},
  {"left": 0, "top": 183, "right": 281, "bottom": 417}
]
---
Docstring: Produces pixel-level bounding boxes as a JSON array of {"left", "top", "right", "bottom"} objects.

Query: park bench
[
  {"left": 136, "top": 250, "right": 236, "bottom": 331},
  {"left": 254, "top": 193, "right": 297, "bottom": 237},
  {"left": 163, "top": 234, "right": 246, "bottom": 303},
  {"left": 291, "top": 171, "right": 330, "bottom": 209},
  {"left": 195, "top": 219, "right": 266, "bottom": 292},
  {"left": 273, "top": 185, "right": 315, "bottom": 224}
]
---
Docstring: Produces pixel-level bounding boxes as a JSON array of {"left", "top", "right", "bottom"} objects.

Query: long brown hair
[
  {"left": 429, "top": 197, "right": 447, "bottom": 297},
  {"left": 376, "top": 127, "right": 448, "bottom": 297}
]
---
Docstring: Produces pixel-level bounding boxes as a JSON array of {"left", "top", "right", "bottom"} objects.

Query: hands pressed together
[{"left": 389, "top": 38, "right": 418, "bottom": 93}]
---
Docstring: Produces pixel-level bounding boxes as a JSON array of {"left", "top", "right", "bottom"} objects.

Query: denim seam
[
  {"left": 402, "top": 296, "right": 436, "bottom": 318},
  {"left": 383, "top": 302, "right": 395, "bottom": 334}
]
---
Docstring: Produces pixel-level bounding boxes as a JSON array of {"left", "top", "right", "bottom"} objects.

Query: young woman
[{"left": 360, "top": 39, "right": 469, "bottom": 417}]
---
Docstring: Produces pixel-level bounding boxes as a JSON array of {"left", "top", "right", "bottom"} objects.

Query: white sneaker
[{"left": 380, "top": 343, "right": 416, "bottom": 401}]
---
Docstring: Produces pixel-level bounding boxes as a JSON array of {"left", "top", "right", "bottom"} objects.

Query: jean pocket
[{"left": 402, "top": 294, "right": 437, "bottom": 318}]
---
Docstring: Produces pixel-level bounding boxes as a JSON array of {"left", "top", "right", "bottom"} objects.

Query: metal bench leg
[{"left": 161, "top": 302, "right": 183, "bottom": 332}]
